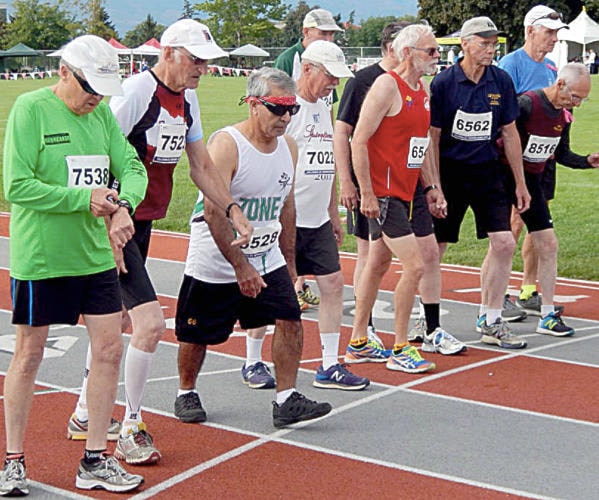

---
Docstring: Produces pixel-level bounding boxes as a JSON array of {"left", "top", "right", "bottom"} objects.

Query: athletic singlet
[
  {"left": 184, "top": 126, "right": 294, "bottom": 283},
  {"left": 109, "top": 70, "right": 203, "bottom": 221},
  {"left": 368, "top": 71, "right": 430, "bottom": 201}
]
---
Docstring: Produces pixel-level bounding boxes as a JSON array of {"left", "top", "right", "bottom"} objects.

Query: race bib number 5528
[{"left": 65, "top": 155, "right": 109, "bottom": 188}]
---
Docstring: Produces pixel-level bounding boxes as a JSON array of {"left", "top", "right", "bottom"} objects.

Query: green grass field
[{"left": 1, "top": 74, "right": 598, "bottom": 280}]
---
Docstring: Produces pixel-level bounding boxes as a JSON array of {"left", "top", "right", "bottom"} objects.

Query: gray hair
[
  {"left": 392, "top": 24, "right": 435, "bottom": 62},
  {"left": 246, "top": 67, "right": 296, "bottom": 97},
  {"left": 558, "top": 62, "right": 590, "bottom": 85}
]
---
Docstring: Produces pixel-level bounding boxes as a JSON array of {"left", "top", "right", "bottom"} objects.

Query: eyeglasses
[
  {"left": 309, "top": 63, "right": 337, "bottom": 79},
  {"left": 530, "top": 11, "right": 563, "bottom": 26},
  {"left": 69, "top": 68, "right": 100, "bottom": 96},
  {"left": 564, "top": 85, "right": 587, "bottom": 104},
  {"left": 409, "top": 46, "right": 440, "bottom": 57},
  {"left": 473, "top": 40, "right": 498, "bottom": 50},
  {"left": 175, "top": 47, "right": 207, "bottom": 65},
  {"left": 257, "top": 98, "right": 301, "bottom": 117}
]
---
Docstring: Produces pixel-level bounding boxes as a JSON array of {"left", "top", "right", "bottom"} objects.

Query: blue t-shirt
[
  {"left": 430, "top": 63, "right": 519, "bottom": 164},
  {"left": 498, "top": 48, "right": 557, "bottom": 94}
]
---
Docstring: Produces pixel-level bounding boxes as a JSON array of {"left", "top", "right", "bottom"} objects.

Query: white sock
[
  {"left": 418, "top": 299, "right": 425, "bottom": 317},
  {"left": 246, "top": 336, "right": 264, "bottom": 367},
  {"left": 123, "top": 345, "right": 154, "bottom": 426},
  {"left": 320, "top": 332, "right": 340, "bottom": 370},
  {"left": 177, "top": 389, "right": 197, "bottom": 397},
  {"left": 479, "top": 305, "right": 488, "bottom": 317},
  {"left": 541, "top": 305, "right": 554, "bottom": 318},
  {"left": 486, "top": 309, "right": 501, "bottom": 325},
  {"left": 74, "top": 343, "right": 92, "bottom": 422},
  {"left": 276, "top": 388, "right": 295, "bottom": 405}
]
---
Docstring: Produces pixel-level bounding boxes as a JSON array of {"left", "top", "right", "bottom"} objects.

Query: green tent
[{"left": 0, "top": 43, "right": 43, "bottom": 72}]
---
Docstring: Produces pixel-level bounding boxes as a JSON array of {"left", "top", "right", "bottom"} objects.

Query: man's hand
[
  {"left": 514, "top": 184, "right": 531, "bottom": 213},
  {"left": 426, "top": 188, "right": 448, "bottom": 219},
  {"left": 339, "top": 178, "right": 359, "bottom": 211},
  {"left": 587, "top": 152, "right": 599, "bottom": 168},
  {"left": 235, "top": 261, "right": 267, "bottom": 298},
  {"left": 109, "top": 208, "right": 135, "bottom": 249},
  {"left": 360, "top": 192, "right": 380, "bottom": 219},
  {"left": 229, "top": 205, "right": 253, "bottom": 247},
  {"left": 90, "top": 188, "right": 120, "bottom": 217}
]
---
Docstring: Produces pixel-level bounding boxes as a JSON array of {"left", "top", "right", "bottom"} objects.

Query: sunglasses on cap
[
  {"left": 69, "top": 67, "right": 101, "bottom": 96},
  {"left": 530, "top": 11, "right": 563, "bottom": 26}
]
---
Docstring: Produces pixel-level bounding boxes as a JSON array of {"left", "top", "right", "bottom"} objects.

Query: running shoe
[
  {"left": 422, "top": 327, "right": 467, "bottom": 355},
  {"left": 0, "top": 458, "right": 28, "bottom": 497},
  {"left": 536, "top": 311, "right": 575, "bottom": 337},
  {"left": 476, "top": 314, "right": 486, "bottom": 333},
  {"left": 297, "top": 292, "right": 309, "bottom": 311},
  {"left": 76, "top": 454, "right": 144, "bottom": 493},
  {"left": 480, "top": 318, "right": 527, "bottom": 349},
  {"left": 174, "top": 392, "right": 207, "bottom": 423},
  {"left": 386, "top": 345, "right": 435, "bottom": 373},
  {"left": 502, "top": 294, "right": 527, "bottom": 322},
  {"left": 516, "top": 292, "right": 564, "bottom": 317},
  {"left": 241, "top": 361, "right": 276, "bottom": 389},
  {"left": 313, "top": 363, "right": 370, "bottom": 390},
  {"left": 67, "top": 413, "right": 121, "bottom": 441},
  {"left": 344, "top": 341, "right": 391, "bottom": 363},
  {"left": 114, "top": 423, "right": 161, "bottom": 465},
  {"left": 408, "top": 317, "right": 426, "bottom": 343},
  {"left": 298, "top": 283, "right": 320, "bottom": 306},
  {"left": 367, "top": 325, "right": 386, "bottom": 350},
  {"left": 272, "top": 392, "right": 332, "bottom": 428}
]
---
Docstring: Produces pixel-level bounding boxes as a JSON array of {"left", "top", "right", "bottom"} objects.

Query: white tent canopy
[
  {"left": 230, "top": 44, "right": 269, "bottom": 57},
  {"left": 558, "top": 7, "right": 599, "bottom": 56}
]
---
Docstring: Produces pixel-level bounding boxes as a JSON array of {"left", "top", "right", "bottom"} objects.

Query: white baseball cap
[
  {"left": 303, "top": 9, "right": 344, "bottom": 32},
  {"left": 524, "top": 5, "right": 569, "bottom": 30},
  {"left": 160, "top": 19, "right": 228, "bottom": 60},
  {"left": 302, "top": 40, "right": 353, "bottom": 78},
  {"left": 61, "top": 35, "right": 123, "bottom": 96}
]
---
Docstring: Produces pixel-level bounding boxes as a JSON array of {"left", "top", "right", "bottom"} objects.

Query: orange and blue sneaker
[
  {"left": 386, "top": 345, "right": 435, "bottom": 374},
  {"left": 344, "top": 340, "right": 391, "bottom": 363}
]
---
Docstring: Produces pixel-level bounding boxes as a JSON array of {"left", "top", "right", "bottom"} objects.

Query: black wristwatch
[
  {"left": 116, "top": 199, "right": 133, "bottom": 215},
  {"left": 423, "top": 184, "right": 438, "bottom": 195}
]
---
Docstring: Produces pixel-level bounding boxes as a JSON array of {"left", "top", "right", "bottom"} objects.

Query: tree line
[{"left": 1, "top": 0, "right": 598, "bottom": 51}]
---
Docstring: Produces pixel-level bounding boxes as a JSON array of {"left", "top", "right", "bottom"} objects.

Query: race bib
[
  {"left": 407, "top": 137, "right": 430, "bottom": 168},
  {"left": 303, "top": 147, "right": 335, "bottom": 182},
  {"left": 153, "top": 123, "right": 186, "bottom": 164},
  {"left": 451, "top": 110, "right": 492, "bottom": 142},
  {"left": 65, "top": 155, "right": 109, "bottom": 188},
  {"left": 523, "top": 134, "right": 561, "bottom": 163},
  {"left": 240, "top": 222, "right": 281, "bottom": 258}
]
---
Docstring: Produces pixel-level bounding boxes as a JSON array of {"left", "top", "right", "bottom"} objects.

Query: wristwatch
[{"left": 116, "top": 199, "right": 133, "bottom": 215}]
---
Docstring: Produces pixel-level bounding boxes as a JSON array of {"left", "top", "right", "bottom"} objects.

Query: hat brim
[
  {"left": 304, "top": 22, "right": 343, "bottom": 32},
  {"left": 536, "top": 19, "right": 569, "bottom": 30},
  {"left": 323, "top": 61, "right": 353, "bottom": 78},
  {"left": 186, "top": 44, "right": 229, "bottom": 60},
  {"left": 462, "top": 29, "right": 501, "bottom": 38},
  {"left": 83, "top": 70, "right": 123, "bottom": 96}
]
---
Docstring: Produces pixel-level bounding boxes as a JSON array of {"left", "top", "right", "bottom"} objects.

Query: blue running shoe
[
  {"left": 241, "top": 361, "right": 276, "bottom": 389},
  {"left": 536, "top": 311, "right": 575, "bottom": 337},
  {"left": 386, "top": 345, "right": 435, "bottom": 374},
  {"left": 313, "top": 363, "right": 369, "bottom": 390},
  {"left": 476, "top": 314, "right": 486, "bottom": 333},
  {"left": 344, "top": 341, "right": 391, "bottom": 363}
]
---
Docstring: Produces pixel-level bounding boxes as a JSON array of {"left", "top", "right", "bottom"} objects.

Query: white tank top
[{"left": 184, "top": 126, "right": 295, "bottom": 283}]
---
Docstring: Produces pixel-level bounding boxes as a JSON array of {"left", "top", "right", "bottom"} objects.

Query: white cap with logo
[
  {"left": 524, "top": 5, "right": 569, "bottom": 30},
  {"left": 61, "top": 35, "right": 122, "bottom": 96},
  {"left": 302, "top": 40, "right": 353, "bottom": 78},
  {"left": 161, "top": 19, "right": 229, "bottom": 60},
  {"left": 303, "top": 9, "right": 344, "bottom": 32}
]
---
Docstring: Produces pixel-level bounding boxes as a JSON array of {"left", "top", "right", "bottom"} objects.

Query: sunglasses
[
  {"left": 530, "top": 11, "right": 563, "bottom": 26},
  {"left": 410, "top": 46, "right": 440, "bottom": 57},
  {"left": 70, "top": 69, "right": 100, "bottom": 96},
  {"left": 175, "top": 47, "right": 207, "bottom": 65},
  {"left": 258, "top": 98, "right": 301, "bottom": 117}
]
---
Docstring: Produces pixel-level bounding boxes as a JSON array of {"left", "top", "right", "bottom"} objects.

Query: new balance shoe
[
  {"left": 298, "top": 283, "right": 320, "bottom": 306},
  {"left": 296, "top": 292, "right": 309, "bottom": 311},
  {"left": 408, "top": 317, "right": 426, "bottom": 343},
  {"left": 114, "top": 423, "right": 161, "bottom": 465},
  {"left": 502, "top": 294, "right": 527, "bottom": 322},
  {"left": 174, "top": 392, "right": 207, "bottom": 423},
  {"left": 516, "top": 292, "right": 565, "bottom": 317},
  {"left": 367, "top": 325, "right": 386, "bottom": 350},
  {"left": 0, "top": 459, "right": 28, "bottom": 497},
  {"left": 422, "top": 327, "right": 467, "bottom": 355},
  {"left": 386, "top": 345, "right": 435, "bottom": 373},
  {"left": 480, "top": 318, "right": 527, "bottom": 349},
  {"left": 67, "top": 413, "right": 121, "bottom": 441},
  {"left": 272, "top": 392, "right": 332, "bottom": 428},
  {"left": 344, "top": 341, "right": 391, "bottom": 363},
  {"left": 241, "top": 361, "right": 276, "bottom": 389},
  {"left": 313, "top": 363, "right": 370, "bottom": 390},
  {"left": 536, "top": 311, "right": 575, "bottom": 337},
  {"left": 76, "top": 454, "right": 143, "bottom": 493}
]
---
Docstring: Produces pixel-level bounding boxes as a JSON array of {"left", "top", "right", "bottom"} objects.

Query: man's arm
[
  {"left": 279, "top": 135, "right": 299, "bottom": 283},
  {"left": 333, "top": 120, "right": 359, "bottom": 211},
  {"left": 421, "top": 126, "right": 447, "bottom": 219},
  {"left": 186, "top": 138, "right": 252, "bottom": 247},
  {"left": 501, "top": 121, "right": 531, "bottom": 213},
  {"left": 555, "top": 122, "right": 599, "bottom": 168}
]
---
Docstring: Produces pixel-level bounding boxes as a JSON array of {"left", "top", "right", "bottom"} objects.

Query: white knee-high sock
[
  {"left": 246, "top": 336, "right": 264, "bottom": 367},
  {"left": 320, "top": 333, "right": 340, "bottom": 369},
  {"left": 123, "top": 345, "right": 154, "bottom": 427},
  {"left": 74, "top": 342, "right": 92, "bottom": 422}
]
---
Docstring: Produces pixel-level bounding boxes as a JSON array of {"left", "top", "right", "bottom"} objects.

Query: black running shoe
[
  {"left": 174, "top": 392, "right": 207, "bottom": 423},
  {"left": 272, "top": 392, "right": 332, "bottom": 428}
]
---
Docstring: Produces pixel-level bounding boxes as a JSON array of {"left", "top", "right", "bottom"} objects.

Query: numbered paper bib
[
  {"left": 303, "top": 146, "right": 335, "bottom": 181},
  {"left": 407, "top": 137, "right": 430, "bottom": 168},
  {"left": 523, "top": 134, "right": 561, "bottom": 163},
  {"left": 451, "top": 110, "right": 492, "bottom": 142},
  {"left": 153, "top": 123, "right": 186, "bottom": 164},
  {"left": 65, "top": 155, "right": 109, "bottom": 188},
  {"left": 240, "top": 222, "right": 281, "bottom": 258}
]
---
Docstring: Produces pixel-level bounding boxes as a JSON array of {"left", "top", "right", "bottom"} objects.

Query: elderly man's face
[
  {"left": 59, "top": 64, "right": 104, "bottom": 116},
  {"left": 304, "top": 63, "right": 339, "bottom": 98},
  {"left": 171, "top": 47, "right": 209, "bottom": 91},
  {"left": 303, "top": 27, "right": 336, "bottom": 45},
  {"left": 252, "top": 86, "right": 296, "bottom": 139},
  {"left": 527, "top": 25, "right": 559, "bottom": 54},
  {"left": 463, "top": 35, "right": 498, "bottom": 67},
  {"left": 409, "top": 32, "right": 440, "bottom": 75}
]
